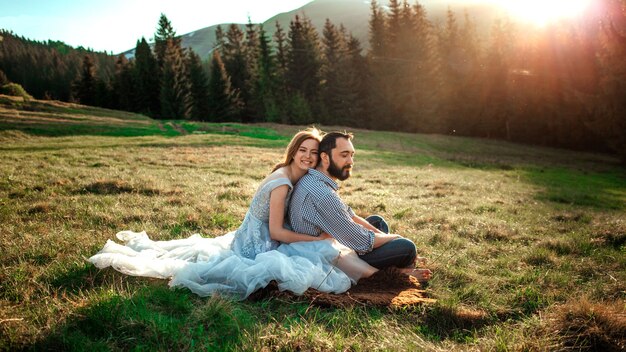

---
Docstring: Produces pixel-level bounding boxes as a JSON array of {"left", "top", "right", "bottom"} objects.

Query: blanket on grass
[{"left": 249, "top": 267, "right": 436, "bottom": 308}]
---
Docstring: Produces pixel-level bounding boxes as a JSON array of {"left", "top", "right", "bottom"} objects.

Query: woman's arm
[
  {"left": 268, "top": 185, "right": 327, "bottom": 243},
  {"left": 352, "top": 215, "right": 401, "bottom": 247},
  {"left": 372, "top": 233, "right": 401, "bottom": 248},
  {"left": 352, "top": 214, "right": 385, "bottom": 234}
]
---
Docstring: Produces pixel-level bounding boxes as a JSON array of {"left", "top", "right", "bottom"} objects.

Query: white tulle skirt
[{"left": 88, "top": 231, "right": 375, "bottom": 300}]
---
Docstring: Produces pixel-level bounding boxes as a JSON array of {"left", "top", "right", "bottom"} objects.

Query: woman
[
  {"left": 230, "top": 127, "right": 332, "bottom": 259},
  {"left": 89, "top": 127, "right": 375, "bottom": 299}
]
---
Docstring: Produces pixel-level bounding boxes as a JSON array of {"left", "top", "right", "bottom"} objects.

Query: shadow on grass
[
  {"left": 522, "top": 168, "right": 626, "bottom": 210},
  {"left": 413, "top": 304, "right": 495, "bottom": 344},
  {"left": 76, "top": 180, "right": 163, "bottom": 196},
  {"left": 45, "top": 262, "right": 119, "bottom": 295},
  {"left": 32, "top": 285, "right": 253, "bottom": 351}
]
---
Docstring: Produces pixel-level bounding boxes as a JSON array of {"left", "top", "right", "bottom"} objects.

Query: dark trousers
[{"left": 358, "top": 215, "right": 417, "bottom": 269}]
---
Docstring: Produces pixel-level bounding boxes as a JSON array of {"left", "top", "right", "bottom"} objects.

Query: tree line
[
  {"left": 0, "top": 32, "right": 114, "bottom": 101},
  {"left": 0, "top": 0, "right": 624, "bottom": 160}
]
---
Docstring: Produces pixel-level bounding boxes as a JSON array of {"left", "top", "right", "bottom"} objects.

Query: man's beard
[{"left": 327, "top": 155, "right": 352, "bottom": 181}]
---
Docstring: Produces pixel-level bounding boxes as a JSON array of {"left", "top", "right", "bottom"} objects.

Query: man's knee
[
  {"left": 366, "top": 214, "right": 389, "bottom": 233},
  {"left": 393, "top": 238, "right": 417, "bottom": 267}
]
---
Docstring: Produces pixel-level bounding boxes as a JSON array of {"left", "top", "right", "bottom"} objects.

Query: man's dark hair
[{"left": 319, "top": 131, "right": 353, "bottom": 157}]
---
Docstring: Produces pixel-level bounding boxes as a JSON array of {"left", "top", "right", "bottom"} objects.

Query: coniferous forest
[{"left": 1, "top": 0, "right": 625, "bottom": 160}]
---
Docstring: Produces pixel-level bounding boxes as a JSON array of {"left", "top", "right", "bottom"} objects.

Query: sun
[{"left": 498, "top": 0, "right": 593, "bottom": 26}]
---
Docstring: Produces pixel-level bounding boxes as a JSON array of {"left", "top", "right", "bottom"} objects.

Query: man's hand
[
  {"left": 373, "top": 233, "right": 401, "bottom": 248},
  {"left": 319, "top": 232, "right": 333, "bottom": 240}
]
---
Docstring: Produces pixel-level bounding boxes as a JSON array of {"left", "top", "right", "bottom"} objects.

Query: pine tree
[
  {"left": 448, "top": 10, "right": 483, "bottom": 136},
  {"left": 439, "top": 8, "right": 460, "bottom": 67},
  {"left": 437, "top": 7, "right": 462, "bottom": 133},
  {"left": 207, "top": 51, "right": 241, "bottom": 121},
  {"left": 368, "top": 0, "right": 386, "bottom": 59},
  {"left": 366, "top": 0, "right": 391, "bottom": 129},
  {"left": 342, "top": 34, "right": 369, "bottom": 126},
  {"left": 214, "top": 25, "right": 225, "bottom": 51},
  {"left": 273, "top": 21, "right": 290, "bottom": 123},
  {"left": 223, "top": 24, "right": 251, "bottom": 121},
  {"left": 133, "top": 37, "right": 160, "bottom": 117},
  {"left": 320, "top": 19, "right": 346, "bottom": 124},
  {"left": 74, "top": 54, "right": 98, "bottom": 106},
  {"left": 244, "top": 19, "right": 260, "bottom": 121},
  {"left": 321, "top": 25, "right": 367, "bottom": 127},
  {"left": 244, "top": 19, "right": 259, "bottom": 74},
  {"left": 386, "top": 0, "right": 402, "bottom": 56},
  {"left": 367, "top": 1, "right": 441, "bottom": 132},
  {"left": 406, "top": 1, "right": 442, "bottom": 133},
  {"left": 154, "top": 13, "right": 178, "bottom": 69},
  {"left": 112, "top": 54, "right": 134, "bottom": 111},
  {"left": 186, "top": 50, "right": 211, "bottom": 120},
  {"left": 95, "top": 78, "right": 114, "bottom": 108},
  {"left": 160, "top": 40, "right": 190, "bottom": 119},
  {"left": 152, "top": 15, "right": 191, "bottom": 120},
  {"left": 274, "top": 22, "right": 288, "bottom": 75},
  {"left": 478, "top": 18, "right": 517, "bottom": 139},
  {"left": 286, "top": 15, "right": 321, "bottom": 122},
  {"left": 254, "top": 25, "right": 280, "bottom": 122}
]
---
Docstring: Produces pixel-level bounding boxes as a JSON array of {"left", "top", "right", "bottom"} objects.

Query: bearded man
[{"left": 288, "top": 132, "right": 431, "bottom": 281}]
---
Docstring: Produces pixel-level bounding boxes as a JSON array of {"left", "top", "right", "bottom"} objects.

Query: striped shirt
[{"left": 288, "top": 169, "right": 375, "bottom": 254}]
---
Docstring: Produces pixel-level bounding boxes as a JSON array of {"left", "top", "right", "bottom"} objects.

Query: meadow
[{"left": 1, "top": 95, "right": 625, "bottom": 351}]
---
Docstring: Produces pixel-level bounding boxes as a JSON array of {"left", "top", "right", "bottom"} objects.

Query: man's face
[{"left": 327, "top": 138, "right": 355, "bottom": 181}]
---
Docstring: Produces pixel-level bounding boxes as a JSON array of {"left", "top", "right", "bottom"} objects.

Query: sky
[{"left": 0, "top": 0, "right": 313, "bottom": 54}]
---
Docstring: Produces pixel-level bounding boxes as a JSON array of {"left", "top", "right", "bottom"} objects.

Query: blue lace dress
[{"left": 89, "top": 177, "right": 353, "bottom": 299}]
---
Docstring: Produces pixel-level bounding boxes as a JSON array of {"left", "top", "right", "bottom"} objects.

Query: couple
[{"left": 89, "top": 128, "right": 431, "bottom": 299}]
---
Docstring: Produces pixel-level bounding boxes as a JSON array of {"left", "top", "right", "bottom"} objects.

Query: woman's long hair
[{"left": 272, "top": 127, "right": 324, "bottom": 172}]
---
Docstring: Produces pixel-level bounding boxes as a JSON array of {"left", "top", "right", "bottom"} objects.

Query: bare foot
[
  {"left": 415, "top": 256, "right": 427, "bottom": 266},
  {"left": 399, "top": 268, "right": 432, "bottom": 283}
]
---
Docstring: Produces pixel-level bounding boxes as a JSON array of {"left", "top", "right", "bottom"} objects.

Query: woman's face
[{"left": 292, "top": 138, "right": 319, "bottom": 171}]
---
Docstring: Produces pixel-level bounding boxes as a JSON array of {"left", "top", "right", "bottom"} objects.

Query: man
[{"left": 289, "top": 131, "right": 431, "bottom": 280}]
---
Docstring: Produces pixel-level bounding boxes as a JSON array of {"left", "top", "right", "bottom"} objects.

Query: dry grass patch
[
  {"left": 523, "top": 248, "right": 556, "bottom": 267},
  {"left": 26, "top": 201, "right": 54, "bottom": 215},
  {"left": 79, "top": 179, "right": 162, "bottom": 196},
  {"left": 539, "top": 238, "right": 576, "bottom": 256},
  {"left": 591, "top": 222, "right": 626, "bottom": 249},
  {"left": 545, "top": 297, "right": 626, "bottom": 351},
  {"left": 552, "top": 212, "right": 591, "bottom": 223},
  {"left": 483, "top": 223, "right": 517, "bottom": 242}
]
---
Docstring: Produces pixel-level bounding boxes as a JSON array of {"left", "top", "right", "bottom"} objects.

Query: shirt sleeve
[
  {"left": 314, "top": 193, "right": 375, "bottom": 254},
  {"left": 346, "top": 205, "right": 355, "bottom": 218}
]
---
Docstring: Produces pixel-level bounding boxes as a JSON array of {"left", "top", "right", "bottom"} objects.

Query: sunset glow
[{"left": 498, "top": 0, "right": 593, "bottom": 26}]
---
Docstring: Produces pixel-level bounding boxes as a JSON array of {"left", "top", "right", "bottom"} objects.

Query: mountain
[{"left": 123, "top": 0, "right": 506, "bottom": 60}]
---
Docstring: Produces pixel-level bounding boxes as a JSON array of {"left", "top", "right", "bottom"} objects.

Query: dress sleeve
[
  {"left": 313, "top": 193, "right": 375, "bottom": 254},
  {"left": 266, "top": 177, "right": 293, "bottom": 192}
]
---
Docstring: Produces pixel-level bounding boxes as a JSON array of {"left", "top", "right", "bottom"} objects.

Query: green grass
[{"left": 1, "top": 96, "right": 625, "bottom": 350}]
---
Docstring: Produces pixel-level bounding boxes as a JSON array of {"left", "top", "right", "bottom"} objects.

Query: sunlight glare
[{"left": 499, "top": 0, "right": 593, "bottom": 26}]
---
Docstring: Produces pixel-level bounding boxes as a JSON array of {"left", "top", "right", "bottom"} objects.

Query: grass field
[{"left": 1, "top": 95, "right": 625, "bottom": 351}]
